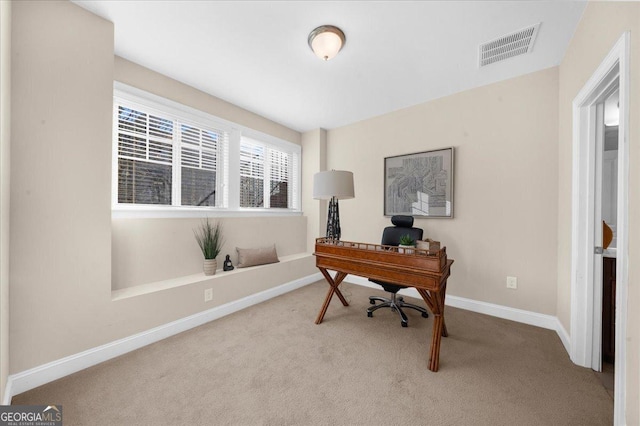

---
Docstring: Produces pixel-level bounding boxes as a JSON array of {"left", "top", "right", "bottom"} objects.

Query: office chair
[{"left": 367, "top": 215, "right": 429, "bottom": 327}]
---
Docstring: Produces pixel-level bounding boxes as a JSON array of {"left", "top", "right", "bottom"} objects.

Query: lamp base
[{"left": 326, "top": 196, "right": 341, "bottom": 240}]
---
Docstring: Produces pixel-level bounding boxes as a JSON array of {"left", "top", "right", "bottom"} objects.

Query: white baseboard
[
  {"left": 2, "top": 378, "right": 13, "bottom": 405},
  {"left": 344, "top": 276, "right": 570, "bottom": 348},
  {"left": 4, "top": 272, "right": 322, "bottom": 402},
  {"left": 555, "top": 319, "right": 571, "bottom": 355}
]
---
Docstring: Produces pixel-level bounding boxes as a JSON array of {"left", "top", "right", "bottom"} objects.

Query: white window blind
[
  {"left": 239, "top": 138, "right": 265, "bottom": 208},
  {"left": 240, "top": 137, "right": 299, "bottom": 209},
  {"left": 179, "top": 123, "right": 228, "bottom": 207},
  {"left": 269, "top": 149, "right": 289, "bottom": 209},
  {"left": 290, "top": 152, "right": 300, "bottom": 210},
  {"left": 117, "top": 105, "right": 173, "bottom": 205}
]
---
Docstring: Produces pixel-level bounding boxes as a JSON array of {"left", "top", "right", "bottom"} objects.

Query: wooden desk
[{"left": 313, "top": 238, "right": 454, "bottom": 372}]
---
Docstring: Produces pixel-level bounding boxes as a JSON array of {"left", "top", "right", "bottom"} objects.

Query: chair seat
[{"left": 369, "top": 278, "right": 406, "bottom": 294}]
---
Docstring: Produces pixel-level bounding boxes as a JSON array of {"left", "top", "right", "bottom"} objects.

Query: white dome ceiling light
[{"left": 308, "top": 25, "right": 346, "bottom": 61}]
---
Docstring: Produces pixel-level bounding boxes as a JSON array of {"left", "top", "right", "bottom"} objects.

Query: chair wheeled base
[{"left": 367, "top": 293, "right": 428, "bottom": 327}]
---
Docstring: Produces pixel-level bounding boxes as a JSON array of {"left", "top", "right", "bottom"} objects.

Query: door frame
[{"left": 570, "top": 32, "right": 629, "bottom": 425}]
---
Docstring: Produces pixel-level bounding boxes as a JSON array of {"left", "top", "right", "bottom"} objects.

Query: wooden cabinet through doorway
[{"left": 602, "top": 257, "right": 616, "bottom": 364}]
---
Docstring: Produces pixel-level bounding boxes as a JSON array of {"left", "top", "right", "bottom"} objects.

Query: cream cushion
[{"left": 236, "top": 245, "right": 280, "bottom": 268}]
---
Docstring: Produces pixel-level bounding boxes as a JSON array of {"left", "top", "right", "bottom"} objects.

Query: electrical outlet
[
  {"left": 506, "top": 276, "right": 518, "bottom": 289},
  {"left": 204, "top": 288, "right": 213, "bottom": 302}
]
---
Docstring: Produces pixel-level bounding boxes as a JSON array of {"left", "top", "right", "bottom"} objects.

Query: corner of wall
[
  {"left": 0, "top": 0, "right": 11, "bottom": 404},
  {"left": 301, "top": 129, "right": 327, "bottom": 252}
]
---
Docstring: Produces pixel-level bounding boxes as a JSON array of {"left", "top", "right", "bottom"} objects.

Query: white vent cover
[{"left": 479, "top": 23, "right": 540, "bottom": 67}]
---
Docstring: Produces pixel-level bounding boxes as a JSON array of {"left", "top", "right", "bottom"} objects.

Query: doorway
[
  {"left": 570, "top": 32, "right": 629, "bottom": 425},
  {"left": 597, "top": 89, "right": 619, "bottom": 399}
]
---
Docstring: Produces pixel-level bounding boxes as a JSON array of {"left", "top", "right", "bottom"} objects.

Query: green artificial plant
[
  {"left": 194, "top": 218, "right": 224, "bottom": 260},
  {"left": 399, "top": 234, "right": 416, "bottom": 246}
]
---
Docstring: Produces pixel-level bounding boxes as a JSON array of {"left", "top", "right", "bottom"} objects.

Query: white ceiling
[{"left": 73, "top": 1, "right": 586, "bottom": 133}]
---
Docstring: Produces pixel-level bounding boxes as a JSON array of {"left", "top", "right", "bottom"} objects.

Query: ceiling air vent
[{"left": 479, "top": 23, "right": 540, "bottom": 67}]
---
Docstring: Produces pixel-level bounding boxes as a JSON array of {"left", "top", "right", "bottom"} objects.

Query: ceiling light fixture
[{"left": 308, "top": 25, "right": 346, "bottom": 61}]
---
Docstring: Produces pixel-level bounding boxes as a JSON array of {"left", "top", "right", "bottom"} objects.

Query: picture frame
[{"left": 384, "top": 147, "right": 454, "bottom": 218}]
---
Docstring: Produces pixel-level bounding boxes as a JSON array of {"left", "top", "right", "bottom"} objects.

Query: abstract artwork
[{"left": 384, "top": 147, "right": 454, "bottom": 218}]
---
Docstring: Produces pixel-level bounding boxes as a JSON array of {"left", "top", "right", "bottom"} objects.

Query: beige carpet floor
[{"left": 13, "top": 282, "right": 613, "bottom": 425}]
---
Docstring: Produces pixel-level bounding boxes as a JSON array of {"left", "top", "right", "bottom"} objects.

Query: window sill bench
[{"left": 111, "top": 252, "right": 312, "bottom": 301}]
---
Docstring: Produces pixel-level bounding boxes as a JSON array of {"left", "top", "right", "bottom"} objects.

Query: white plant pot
[
  {"left": 203, "top": 259, "right": 218, "bottom": 276},
  {"left": 398, "top": 244, "right": 415, "bottom": 254}
]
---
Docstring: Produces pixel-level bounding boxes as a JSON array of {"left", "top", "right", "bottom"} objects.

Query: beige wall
[
  {"left": 0, "top": 0, "right": 11, "bottom": 404},
  {"left": 557, "top": 2, "right": 640, "bottom": 423},
  {"left": 323, "top": 68, "right": 559, "bottom": 315},
  {"left": 115, "top": 57, "right": 300, "bottom": 146},
  {"left": 9, "top": 0, "right": 313, "bottom": 374},
  {"left": 112, "top": 216, "right": 307, "bottom": 289},
  {"left": 11, "top": 0, "right": 113, "bottom": 372}
]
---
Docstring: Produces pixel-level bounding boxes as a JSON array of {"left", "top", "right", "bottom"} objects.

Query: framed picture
[{"left": 384, "top": 147, "right": 454, "bottom": 218}]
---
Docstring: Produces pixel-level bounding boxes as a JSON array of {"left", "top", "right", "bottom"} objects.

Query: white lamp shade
[{"left": 313, "top": 170, "right": 355, "bottom": 200}]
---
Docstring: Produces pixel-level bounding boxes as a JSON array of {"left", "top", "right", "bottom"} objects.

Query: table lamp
[{"left": 313, "top": 170, "right": 355, "bottom": 241}]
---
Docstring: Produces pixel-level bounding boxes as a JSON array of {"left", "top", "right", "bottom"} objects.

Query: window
[
  {"left": 269, "top": 149, "right": 291, "bottom": 209},
  {"left": 117, "top": 106, "right": 173, "bottom": 205},
  {"left": 113, "top": 83, "right": 301, "bottom": 216},
  {"left": 239, "top": 139, "right": 265, "bottom": 208},
  {"left": 239, "top": 137, "right": 299, "bottom": 209},
  {"left": 114, "top": 98, "right": 228, "bottom": 209},
  {"left": 179, "top": 124, "right": 225, "bottom": 207}
]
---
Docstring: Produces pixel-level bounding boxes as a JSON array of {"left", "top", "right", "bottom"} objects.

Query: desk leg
[
  {"left": 440, "top": 283, "right": 449, "bottom": 337},
  {"left": 418, "top": 288, "right": 447, "bottom": 372},
  {"left": 418, "top": 289, "right": 447, "bottom": 337},
  {"left": 315, "top": 269, "right": 349, "bottom": 324}
]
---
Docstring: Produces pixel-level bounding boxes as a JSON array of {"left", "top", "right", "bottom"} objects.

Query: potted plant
[
  {"left": 398, "top": 234, "right": 416, "bottom": 254},
  {"left": 194, "top": 218, "right": 224, "bottom": 275}
]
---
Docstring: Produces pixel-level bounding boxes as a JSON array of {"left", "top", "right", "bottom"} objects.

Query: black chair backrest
[{"left": 381, "top": 215, "right": 423, "bottom": 246}]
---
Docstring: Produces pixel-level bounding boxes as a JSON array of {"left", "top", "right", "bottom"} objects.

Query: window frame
[{"left": 112, "top": 82, "right": 302, "bottom": 219}]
